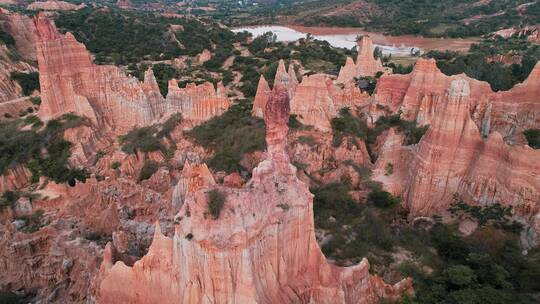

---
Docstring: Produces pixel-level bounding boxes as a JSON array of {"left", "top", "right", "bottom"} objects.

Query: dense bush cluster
[
  {"left": 0, "top": 30, "right": 15, "bottom": 46},
  {"left": 312, "top": 181, "right": 540, "bottom": 303},
  {"left": 138, "top": 160, "right": 158, "bottom": 181},
  {"left": 55, "top": 9, "right": 243, "bottom": 64},
  {"left": 10, "top": 72, "right": 40, "bottom": 96},
  {"left": 523, "top": 129, "right": 540, "bottom": 149},
  {"left": 187, "top": 100, "right": 266, "bottom": 173},
  {"left": 426, "top": 36, "right": 540, "bottom": 91},
  {"left": 331, "top": 108, "right": 428, "bottom": 159},
  {"left": 207, "top": 189, "right": 225, "bottom": 220},
  {"left": 119, "top": 113, "right": 182, "bottom": 155},
  {"left": 0, "top": 114, "right": 89, "bottom": 186}
]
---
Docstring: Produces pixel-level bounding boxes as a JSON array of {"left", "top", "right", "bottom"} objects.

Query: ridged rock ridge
[
  {"left": 166, "top": 79, "right": 231, "bottom": 124},
  {"left": 374, "top": 58, "right": 540, "bottom": 143},
  {"left": 373, "top": 78, "right": 540, "bottom": 226},
  {"left": 97, "top": 87, "right": 412, "bottom": 303},
  {"left": 34, "top": 14, "right": 230, "bottom": 134}
]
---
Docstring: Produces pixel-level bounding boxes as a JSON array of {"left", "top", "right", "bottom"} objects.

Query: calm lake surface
[{"left": 233, "top": 25, "right": 478, "bottom": 56}]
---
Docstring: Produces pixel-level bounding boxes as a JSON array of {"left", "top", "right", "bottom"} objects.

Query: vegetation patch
[
  {"left": 119, "top": 113, "right": 182, "bottom": 155},
  {"left": 187, "top": 100, "right": 265, "bottom": 173},
  {"left": 523, "top": 129, "right": 540, "bottom": 149},
  {"left": 138, "top": 160, "right": 158, "bottom": 181},
  {"left": 207, "top": 189, "right": 225, "bottom": 220},
  {"left": 0, "top": 114, "right": 89, "bottom": 186},
  {"left": 10, "top": 72, "right": 40, "bottom": 96}
]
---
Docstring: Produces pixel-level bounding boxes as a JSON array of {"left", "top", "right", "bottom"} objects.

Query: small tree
[{"left": 207, "top": 189, "right": 226, "bottom": 220}]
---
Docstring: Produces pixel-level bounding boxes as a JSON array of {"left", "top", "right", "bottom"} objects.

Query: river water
[{"left": 233, "top": 25, "right": 478, "bottom": 56}]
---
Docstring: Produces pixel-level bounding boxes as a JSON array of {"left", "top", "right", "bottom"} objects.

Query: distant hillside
[{"left": 224, "top": 0, "right": 540, "bottom": 38}]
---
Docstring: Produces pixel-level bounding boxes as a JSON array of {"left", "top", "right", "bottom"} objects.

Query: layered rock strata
[
  {"left": 374, "top": 58, "right": 540, "bottom": 144},
  {"left": 97, "top": 87, "right": 412, "bottom": 304},
  {"left": 337, "top": 36, "right": 387, "bottom": 84},
  {"left": 373, "top": 78, "right": 540, "bottom": 224},
  {"left": 34, "top": 14, "right": 229, "bottom": 134}
]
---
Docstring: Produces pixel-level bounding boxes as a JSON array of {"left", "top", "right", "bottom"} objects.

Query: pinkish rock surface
[{"left": 97, "top": 87, "right": 412, "bottom": 304}]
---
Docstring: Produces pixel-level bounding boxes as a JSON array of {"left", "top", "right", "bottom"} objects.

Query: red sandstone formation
[
  {"left": 373, "top": 78, "right": 540, "bottom": 227},
  {"left": 97, "top": 87, "right": 412, "bottom": 303},
  {"left": 27, "top": 0, "right": 86, "bottom": 11},
  {"left": 290, "top": 73, "right": 369, "bottom": 131},
  {"left": 166, "top": 79, "right": 230, "bottom": 124},
  {"left": 337, "top": 36, "right": 387, "bottom": 84},
  {"left": 197, "top": 48, "right": 212, "bottom": 64},
  {"left": 252, "top": 74, "right": 271, "bottom": 118},
  {"left": 374, "top": 58, "right": 540, "bottom": 144},
  {"left": 34, "top": 14, "right": 230, "bottom": 134},
  {"left": 0, "top": 9, "right": 39, "bottom": 60},
  {"left": 28, "top": 0, "right": 74, "bottom": 10},
  {"left": 116, "top": 0, "right": 132, "bottom": 9}
]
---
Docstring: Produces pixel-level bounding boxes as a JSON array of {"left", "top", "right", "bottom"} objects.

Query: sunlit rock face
[
  {"left": 34, "top": 13, "right": 230, "bottom": 135},
  {"left": 253, "top": 62, "right": 369, "bottom": 131},
  {"left": 337, "top": 36, "right": 387, "bottom": 84},
  {"left": 97, "top": 87, "right": 412, "bottom": 304},
  {"left": 373, "top": 78, "right": 540, "bottom": 225},
  {"left": 374, "top": 58, "right": 540, "bottom": 144}
]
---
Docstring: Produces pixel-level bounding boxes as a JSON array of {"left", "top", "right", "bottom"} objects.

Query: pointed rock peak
[
  {"left": 345, "top": 56, "right": 355, "bottom": 65},
  {"left": 153, "top": 221, "right": 163, "bottom": 239},
  {"left": 33, "top": 12, "right": 60, "bottom": 41},
  {"left": 448, "top": 78, "right": 471, "bottom": 98},
  {"left": 287, "top": 63, "right": 298, "bottom": 84},
  {"left": 357, "top": 35, "right": 375, "bottom": 57},
  {"left": 257, "top": 74, "right": 270, "bottom": 90},
  {"left": 274, "top": 59, "right": 289, "bottom": 85},
  {"left": 413, "top": 58, "right": 440, "bottom": 73},
  {"left": 103, "top": 242, "right": 114, "bottom": 267},
  {"left": 264, "top": 86, "right": 290, "bottom": 130},
  {"left": 217, "top": 81, "right": 226, "bottom": 97}
]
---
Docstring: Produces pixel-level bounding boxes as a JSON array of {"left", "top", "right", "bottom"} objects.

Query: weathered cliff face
[
  {"left": 0, "top": 44, "right": 36, "bottom": 102},
  {"left": 27, "top": 0, "right": 86, "bottom": 11},
  {"left": 252, "top": 74, "right": 271, "bottom": 118},
  {"left": 337, "top": 36, "right": 386, "bottom": 84},
  {"left": 374, "top": 58, "right": 540, "bottom": 144},
  {"left": 34, "top": 14, "right": 229, "bottom": 134},
  {"left": 166, "top": 79, "right": 231, "bottom": 125},
  {"left": 373, "top": 79, "right": 540, "bottom": 223},
  {"left": 289, "top": 73, "right": 369, "bottom": 131},
  {"left": 0, "top": 9, "right": 38, "bottom": 60},
  {"left": 97, "top": 87, "right": 412, "bottom": 304}
]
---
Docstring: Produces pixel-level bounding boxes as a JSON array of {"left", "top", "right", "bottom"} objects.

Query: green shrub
[
  {"left": 30, "top": 97, "right": 42, "bottom": 106},
  {"left": 187, "top": 100, "right": 265, "bottom": 173},
  {"left": 10, "top": 72, "right": 40, "bottom": 96},
  {"left": 523, "top": 128, "right": 540, "bottom": 149},
  {"left": 330, "top": 107, "right": 369, "bottom": 147},
  {"left": 111, "top": 161, "right": 121, "bottom": 170},
  {"left": 119, "top": 126, "right": 164, "bottom": 154},
  {"left": 0, "top": 30, "right": 15, "bottom": 46},
  {"left": 139, "top": 160, "right": 158, "bottom": 181},
  {"left": 367, "top": 189, "right": 401, "bottom": 208},
  {"left": 207, "top": 189, "right": 225, "bottom": 219},
  {"left": 0, "top": 115, "right": 88, "bottom": 185},
  {"left": 156, "top": 113, "right": 182, "bottom": 138},
  {"left": 0, "top": 191, "right": 19, "bottom": 211}
]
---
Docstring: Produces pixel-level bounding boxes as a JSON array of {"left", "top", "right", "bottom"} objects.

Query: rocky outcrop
[
  {"left": 34, "top": 14, "right": 229, "bottom": 134},
  {"left": 252, "top": 75, "right": 271, "bottom": 118},
  {"left": 373, "top": 79, "right": 540, "bottom": 222},
  {"left": 116, "top": 0, "right": 132, "bottom": 9},
  {"left": 197, "top": 49, "right": 212, "bottom": 64},
  {"left": 289, "top": 74, "right": 369, "bottom": 131},
  {"left": 28, "top": 0, "right": 86, "bottom": 11},
  {"left": 374, "top": 58, "right": 540, "bottom": 144},
  {"left": 337, "top": 36, "right": 387, "bottom": 84},
  {"left": 0, "top": 9, "right": 38, "bottom": 60},
  {"left": 97, "top": 87, "right": 412, "bottom": 304},
  {"left": 166, "top": 79, "right": 230, "bottom": 124}
]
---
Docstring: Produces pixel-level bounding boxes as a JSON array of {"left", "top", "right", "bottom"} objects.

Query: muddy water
[{"left": 233, "top": 25, "right": 479, "bottom": 55}]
